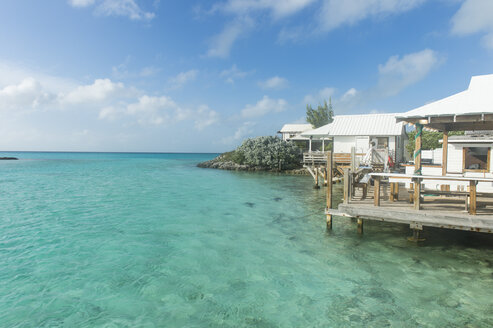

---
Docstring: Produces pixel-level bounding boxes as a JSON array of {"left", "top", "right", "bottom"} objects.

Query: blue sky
[{"left": 0, "top": 0, "right": 492, "bottom": 152}]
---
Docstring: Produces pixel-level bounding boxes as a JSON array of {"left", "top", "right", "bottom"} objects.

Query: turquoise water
[{"left": 1, "top": 152, "right": 493, "bottom": 327}]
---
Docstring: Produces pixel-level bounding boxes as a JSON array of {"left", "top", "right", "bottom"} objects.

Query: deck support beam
[
  {"left": 390, "top": 182, "right": 399, "bottom": 202},
  {"left": 413, "top": 178, "right": 422, "bottom": 210},
  {"left": 326, "top": 151, "right": 333, "bottom": 230},
  {"left": 343, "top": 168, "right": 350, "bottom": 204},
  {"left": 469, "top": 180, "right": 477, "bottom": 215},
  {"left": 442, "top": 131, "right": 448, "bottom": 176},
  {"left": 314, "top": 167, "right": 320, "bottom": 189},
  {"left": 373, "top": 177, "right": 381, "bottom": 206}
]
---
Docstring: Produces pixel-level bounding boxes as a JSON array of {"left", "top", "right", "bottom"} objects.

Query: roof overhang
[{"left": 397, "top": 113, "right": 493, "bottom": 132}]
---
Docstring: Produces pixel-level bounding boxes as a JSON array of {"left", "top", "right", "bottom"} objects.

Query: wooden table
[{"left": 369, "top": 173, "right": 493, "bottom": 215}]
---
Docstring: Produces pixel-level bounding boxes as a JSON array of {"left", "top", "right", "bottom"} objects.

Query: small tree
[
  {"left": 306, "top": 98, "right": 334, "bottom": 128},
  {"left": 406, "top": 130, "right": 464, "bottom": 156}
]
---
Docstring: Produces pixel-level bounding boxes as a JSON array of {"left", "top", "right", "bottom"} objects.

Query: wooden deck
[{"left": 328, "top": 181, "right": 493, "bottom": 233}]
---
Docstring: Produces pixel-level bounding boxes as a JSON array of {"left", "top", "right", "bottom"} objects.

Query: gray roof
[
  {"left": 301, "top": 113, "right": 404, "bottom": 138},
  {"left": 278, "top": 123, "right": 313, "bottom": 133}
]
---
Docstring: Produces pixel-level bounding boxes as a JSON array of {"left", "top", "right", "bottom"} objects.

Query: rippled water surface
[{"left": 1, "top": 152, "right": 493, "bottom": 327}]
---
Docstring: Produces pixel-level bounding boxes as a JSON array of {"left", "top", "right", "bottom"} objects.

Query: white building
[
  {"left": 301, "top": 113, "right": 407, "bottom": 163},
  {"left": 278, "top": 124, "right": 313, "bottom": 141},
  {"left": 398, "top": 74, "right": 493, "bottom": 192}
]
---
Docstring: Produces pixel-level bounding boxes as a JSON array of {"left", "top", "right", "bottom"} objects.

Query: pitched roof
[
  {"left": 397, "top": 74, "right": 493, "bottom": 120},
  {"left": 301, "top": 113, "right": 404, "bottom": 138},
  {"left": 278, "top": 123, "right": 313, "bottom": 133}
]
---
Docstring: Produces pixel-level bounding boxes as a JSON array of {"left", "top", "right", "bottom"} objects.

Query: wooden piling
[
  {"left": 357, "top": 218, "right": 363, "bottom": 234},
  {"left": 470, "top": 180, "right": 477, "bottom": 215},
  {"left": 323, "top": 168, "right": 328, "bottom": 186},
  {"left": 373, "top": 176, "right": 381, "bottom": 207},
  {"left": 390, "top": 182, "right": 399, "bottom": 202},
  {"left": 314, "top": 167, "right": 320, "bottom": 189},
  {"left": 414, "top": 178, "right": 422, "bottom": 210},
  {"left": 350, "top": 147, "right": 356, "bottom": 172},
  {"left": 343, "top": 168, "right": 350, "bottom": 204},
  {"left": 326, "top": 151, "right": 333, "bottom": 230}
]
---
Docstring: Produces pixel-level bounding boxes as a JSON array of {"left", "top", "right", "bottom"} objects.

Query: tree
[
  {"left": 306, "top": 98, "right": 334, "bottom": 128},
  {"left": 406, "top": 130, "right": 464, "bottom": 156}
]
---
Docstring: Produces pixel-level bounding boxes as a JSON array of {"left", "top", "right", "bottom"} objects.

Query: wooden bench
[{"left": 370, "top": 173, "right": 493, "bottom": 215}]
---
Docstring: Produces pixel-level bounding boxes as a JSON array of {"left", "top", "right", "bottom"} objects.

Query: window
[
  {"left": 463, "top": 147, "right": 490, "bottom": 171},
  {"left": 376, "top": 137, "right": 388, "bottom": 150}
]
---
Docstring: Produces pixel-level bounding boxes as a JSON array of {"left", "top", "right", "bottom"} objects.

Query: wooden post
[
  {"left": 442, "top": 131, "right": 448, "bottom": 176},
  {"left": 414, "top": 178, "right": 421, "bottom": 210},
  {"left": 351, "top": 146, "right": 356, "bottom": 172},
  {"left": 323, "top": 168, "right": 327, "bottom": 186},
  {"left": 374, "top": 176, "right": 381, "bottom": 207},
  {"left": 357, "top": 218, "right": 363, "bottom": 234},
  {"left": 390, "top": 182, "right": 395, "bottom": 202},
  {"left": 314, "top": 167, "right": 320, "bottom": 189},
  {"left": 409, "top": 182, "right": 414, "bottom": 204},
  {"left": 469, "top": 180, "right": 477, "bottom": 215},
  {"left": 414, "top": 123, "right": 423, "bottom": 175},
  {"left": 343, "top": 168, "right": 350, "bottom": 204},
  {"left": 326, "top": 151, "right": 333, "bottom": 230},
  {"left": 394, "top": 183, "right": 399, "bottom": 201}
]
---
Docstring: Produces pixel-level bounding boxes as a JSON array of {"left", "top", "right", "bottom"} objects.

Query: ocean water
[{"left": 1, "top": 152, "right": 493, "bottom": 327}]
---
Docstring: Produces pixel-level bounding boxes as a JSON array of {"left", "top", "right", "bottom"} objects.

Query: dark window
[{"left": 464, "top": 147, "right": 489, "bottom": 170}]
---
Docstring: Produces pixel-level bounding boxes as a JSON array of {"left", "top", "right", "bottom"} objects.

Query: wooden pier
[{"left": 323, "top": 151, "right": 493, "bottom": 239}]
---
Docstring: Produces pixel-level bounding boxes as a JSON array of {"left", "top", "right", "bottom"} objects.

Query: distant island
[
  {"left": 0, "top": 157, "right": 18, "bottom": 160},
  {"left": 198, "top": 136, "right": 306, "bottom": 174}
]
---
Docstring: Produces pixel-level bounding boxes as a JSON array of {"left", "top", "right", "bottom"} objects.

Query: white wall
[
  {"left": 333, "top": 136, "right": 356, "bottom": 153},
  {"left": 447, "top": 144, "right": 463, "bottom": 173}
]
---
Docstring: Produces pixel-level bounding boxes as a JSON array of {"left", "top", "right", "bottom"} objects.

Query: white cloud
[
  {"left": 304, "top": 87, "right": 335, "bottom": 104},
  {"left": 68, "top": 0, "right": 155, "bottom": 21},
  {"left": 214, "top": 0, "right": 316, "bottom": 19},
  {"left": 98, "top": 106, "right": 121, "bottom": 120},
  {"left": 0, "top": 77, "right": 52, "bottom": 111},
  {"left": 258, "top": 76, "right": 288, "bottom": 89},
  {"left": 318, "top": 0, "right": 426, "bottom": 32},
  {"left": 97, "top": 95, "right": 218, "bottom": 130},
  {"left": 241, "top": 95, "right": 287, "bottom": 118},
  {"left": 377, "top": 48, "right": 440, "bottom": 97},
  {"left": 60, "top": 78, "right": 125, "bottom": 105},
  {"left": 139, "top": 66, "right": 159, "bottom": 77},
  {"left": 451, "top": 0, "right": 493, "bottom": 49},
  {"left": 168, "top": 70, "right": 198, "bottom": 89},
  {"left": 69, "top": 0, "right": 95, "bottom": 7},
  {"left": 220, "top": 64, "right": 252, "bottom": 83},
  {"left": 194, "top": 105, "right": 220, "bottom": 130},
  {"left": 341, "top": 87, "right": 357, "bottom": 101},
  {"left": 222, "top": 121, "right": 256, "bottom": 144},
  {"left": 206, "top": 17, "right": 254, "bottom": 58},
  {"left": 125, "top": 95, "right": 183, "bottom": 125}
]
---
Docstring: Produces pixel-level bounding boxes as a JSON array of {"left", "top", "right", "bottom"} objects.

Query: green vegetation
[
  {"left": 306, "top": 98, "right": 334, "bottom": 128},
  {"left": 406, "top": 130, "right": 464, "bottom": 156},
  {"left": 224, "top": 136, "right": 302, "bottom": 170}
]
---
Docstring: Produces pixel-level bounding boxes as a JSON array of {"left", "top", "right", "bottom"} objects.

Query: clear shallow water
[{"left": 1, "top": 152, "right": 493, "bottom": 327}]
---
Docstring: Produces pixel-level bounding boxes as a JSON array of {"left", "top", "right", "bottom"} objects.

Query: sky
[{"left": 0, "top": 0, "right": 492, "bottom": 152}]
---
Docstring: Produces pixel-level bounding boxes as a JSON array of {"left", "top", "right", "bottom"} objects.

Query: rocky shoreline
[{"left": 197, "top": 158, "right": 308, "bottom": 175}]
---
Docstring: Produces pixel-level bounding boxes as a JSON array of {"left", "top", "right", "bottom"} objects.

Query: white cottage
[
  {"left": 278, "top": 123, "right": 313, "bottom": 141},
  {"left": 301, "top": 113, "right": 407, "bottom": 163},
  {"left": 398, "top": 74, "right": 493, "bottom": 192}
]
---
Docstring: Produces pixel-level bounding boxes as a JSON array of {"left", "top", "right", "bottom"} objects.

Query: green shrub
[{"left": 236, "top": 136, "right": 302, "bottom": 170}]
